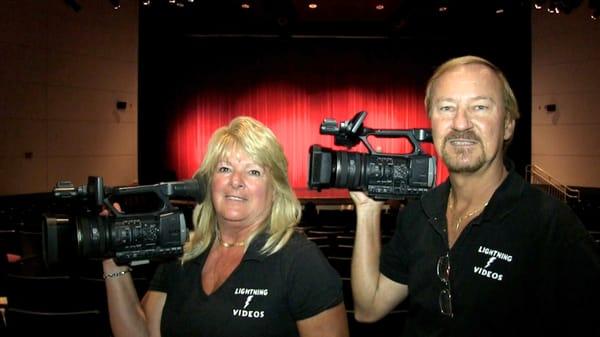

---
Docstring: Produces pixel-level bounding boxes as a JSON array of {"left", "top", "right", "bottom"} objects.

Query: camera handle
[
  {"left": 103, "top": 179, "right": 206, "bottom": 217},
  {"left": 357, "top": 127, "right": 433, "bottom": 156},
  {"left": 321, "top": 111, "right": 433, "bottom": 156}
]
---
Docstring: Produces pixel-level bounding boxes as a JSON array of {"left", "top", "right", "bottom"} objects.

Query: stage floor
[{"left": 294, "top": 188, "right": 351, "bottom": 205}]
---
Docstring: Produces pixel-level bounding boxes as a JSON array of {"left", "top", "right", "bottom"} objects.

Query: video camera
[
  {"left": 308, "top": 111, "right": 436, "bottom": 200},
  {"left": 42, "top": 176, "right": 205, "bottom": 266}
]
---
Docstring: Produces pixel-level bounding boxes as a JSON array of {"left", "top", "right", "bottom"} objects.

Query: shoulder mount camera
[
  {"left": 42, "top": 176, "right": 205, "bottom": 267},
  {"left": 308, "top": 111, "right": 436, "bottom": 200}
]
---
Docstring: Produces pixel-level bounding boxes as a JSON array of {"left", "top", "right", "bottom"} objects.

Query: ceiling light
[
  {"left": 533, "top": 0, "right": 546, "bottom": 10},
  {"left": 375, "top": 4, "right": 384, "bottom": 10},
  {"left": 590, "top": 0, "right": 600, "bottom": 20},
  {"left": 308, "top": 3, "right": 318, "bottom": 9},
  {"left": 241, "top": 3, "right": 250, "bottom": 9}
]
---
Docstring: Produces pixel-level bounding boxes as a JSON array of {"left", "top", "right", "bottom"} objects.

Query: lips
[
  {"left": 449, "top": 139, "right": 478, "bottom": 146},
  {"left": 225, "top": 195, "right": 247, "bottom": 201},
  {"left": 445, "top": 131, "right": 480, "bottom": 146}
]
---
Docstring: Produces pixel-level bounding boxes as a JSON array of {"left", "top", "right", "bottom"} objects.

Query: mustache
[{"left": 444, "top": 131, "right": 481, "bottom": 143}]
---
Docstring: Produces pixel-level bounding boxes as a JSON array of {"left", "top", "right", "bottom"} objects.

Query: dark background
[{"left": 137, "top": 0, "right": 533, "bottom": 185}]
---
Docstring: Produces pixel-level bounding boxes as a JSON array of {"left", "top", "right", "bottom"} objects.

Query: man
[{"left": 350, "top": 55, "right": 600, "bottom": 337}]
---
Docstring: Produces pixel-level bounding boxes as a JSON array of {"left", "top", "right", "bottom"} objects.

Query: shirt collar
[
  {"left": 420, "top": 160, "right": 525, "bottom": 227},
  {"left": 193, "top": 230, "right": 271, "bottom": 265}
]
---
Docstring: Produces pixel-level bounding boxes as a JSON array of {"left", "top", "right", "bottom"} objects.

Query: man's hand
[
  {"left": 99, "top": 202, "right": 123, "bottom": 216},
  {"left": 350, "top": 191, "right": 384, "bottom": 211}
]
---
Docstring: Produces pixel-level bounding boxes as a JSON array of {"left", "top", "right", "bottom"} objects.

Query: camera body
[
  {"left": 43, "top": 176, "right": 205, "bottom": 266},
  {"left": 308, "top": 111, "right": 436, "bottom": 200}
]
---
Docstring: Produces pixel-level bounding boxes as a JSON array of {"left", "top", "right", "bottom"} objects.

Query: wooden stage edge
[{"left": 294, "top": 188, "right": 352, "bottom": 205}]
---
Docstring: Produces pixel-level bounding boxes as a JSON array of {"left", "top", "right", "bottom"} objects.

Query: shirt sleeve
[
  {"left": 380, "top": 203, "right": 413, "bottom": 285},
  {"left": 285, "top": 238, "right": 344, "bottom": 321},
  {"left": 148, "top": 260, "right": 173, "bottom": 292}
]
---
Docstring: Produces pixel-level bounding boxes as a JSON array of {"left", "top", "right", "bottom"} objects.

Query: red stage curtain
[{"left": 167, "top": 82, "right": 449, "bottom": 190}]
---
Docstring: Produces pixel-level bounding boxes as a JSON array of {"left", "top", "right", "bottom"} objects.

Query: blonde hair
[
  {"left": 182, "top": 116, "right": 301, "bottom": 262},
  {"left": 424, "top": 55, "right": 520, "bottom": 123}
]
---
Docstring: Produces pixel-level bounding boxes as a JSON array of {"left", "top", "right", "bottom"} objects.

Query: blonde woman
[{"left": 103, "top": 116, "right": 348, "bottom": 337}]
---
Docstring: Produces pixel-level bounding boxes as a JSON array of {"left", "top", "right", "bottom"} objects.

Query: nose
[
  {"left": 452, "top": 106, "right": 472, "bottom": 131},
  {"left": 229, "top": 171, "right": 245, "bottom": 189}
]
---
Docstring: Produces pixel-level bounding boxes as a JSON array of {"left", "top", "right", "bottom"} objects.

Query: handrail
[{"left": 525, "top": 164, "right": 580, "bottom": 203}]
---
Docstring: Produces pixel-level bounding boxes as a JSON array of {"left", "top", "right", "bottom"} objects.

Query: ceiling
[{"left": 139, "top": 0, "right": 537, "bottom": 39}]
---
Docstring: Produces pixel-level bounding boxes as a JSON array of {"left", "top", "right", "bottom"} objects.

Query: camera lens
[
  {"left": 76, "top": 216, "right": 109, "bottom": 259},
  {"left": 333, "top": 151, "right": 364, "bottom": 189}
]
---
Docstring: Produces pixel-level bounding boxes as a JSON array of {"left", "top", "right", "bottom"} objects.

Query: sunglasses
[{"left": 437, "top": 252, "right": 453, "bottom": 317}]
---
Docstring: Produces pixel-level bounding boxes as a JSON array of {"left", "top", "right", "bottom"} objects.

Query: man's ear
[{"left": 503, "top": 117, "right": 516, "bottom": 141}]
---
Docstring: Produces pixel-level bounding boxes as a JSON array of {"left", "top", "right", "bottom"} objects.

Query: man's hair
[
  {"left": 182, "top": 116, "right": 301, "bottom": 262},
  {"left": 424, "top": 55, "right": 520, "bottom": 123}
]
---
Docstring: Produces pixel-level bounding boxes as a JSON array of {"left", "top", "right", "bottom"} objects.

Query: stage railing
[{"left": 525, "top": 164, "right": 580, "bottom": 204}]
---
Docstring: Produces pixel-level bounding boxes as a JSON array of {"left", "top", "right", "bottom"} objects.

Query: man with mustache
[{"left": 349, "top": 55, "right": 600, "bottom": 337}]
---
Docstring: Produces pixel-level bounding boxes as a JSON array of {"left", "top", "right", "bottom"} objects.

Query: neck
[
  {"left": 216, "top": 225, "right": 256, "bottom": 249},
  {"left": 449, "top": 164, "right": 508, "bottom": 202},
  {"left": 217, "top": 232, "right": 245, "bottom": 248}
]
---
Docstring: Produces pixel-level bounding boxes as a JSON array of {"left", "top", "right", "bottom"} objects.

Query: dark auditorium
[{"left": 1, "top": 1, "right": 599, "bottom": 337}]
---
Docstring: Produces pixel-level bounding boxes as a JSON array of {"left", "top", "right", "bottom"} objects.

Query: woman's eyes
[
  {"left": 217, "top": 166, "right": 262, "bottom": 176},
  {"left": 248, "top": 169, "right": 262, "bottom": 176}
]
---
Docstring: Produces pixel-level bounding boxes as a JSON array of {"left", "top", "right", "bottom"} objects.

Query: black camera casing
[
  {"left": 43, "top": 176, "right": 204, "bottom": 266},
  {"left": 308, "top": 111, "right": 436, "bottom": 200}
]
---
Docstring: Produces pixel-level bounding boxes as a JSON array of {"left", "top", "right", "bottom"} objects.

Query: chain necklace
[
  {"left": 216, "top": 230, "right": 245, "bottom": 248},
  {"left": 448, "top": 190, "right": 489, "bottom": 231}
]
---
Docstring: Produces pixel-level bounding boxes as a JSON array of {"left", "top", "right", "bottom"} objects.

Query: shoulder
[
  {"left": 278, "top": 231, "right": 321, "bottom": 257},
  {"left": 509, "top": 175, "right": 589, "bottom": 245},
  {"left": 400, "top": 181, "right": 449, "bottom": 221}
]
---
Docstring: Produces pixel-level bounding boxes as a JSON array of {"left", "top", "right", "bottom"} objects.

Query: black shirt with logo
[
  {"left": 381, "top": 168, "right": 600, "bottom": 337},
  {"left": 149, "top": 231, "right": 344, "bottom": 337}
]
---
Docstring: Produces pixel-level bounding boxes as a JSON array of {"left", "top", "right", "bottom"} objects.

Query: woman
[{"left": 102, "top": 116, "right": 348, "bottom": 337}]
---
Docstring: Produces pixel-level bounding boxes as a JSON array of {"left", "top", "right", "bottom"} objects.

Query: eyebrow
[
  {"left": 434, "top": 96, "right": 497, "bottom": 104},
  {"left": 469, "top": 96, "right": 497, "bottom": 104}
]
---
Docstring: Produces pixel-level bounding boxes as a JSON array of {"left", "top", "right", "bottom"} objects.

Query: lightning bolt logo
[
  {"left": 484, "top": 257, "right": 497, "bottom": 269},
  {"left": 243, "top": 295, "right": 254, "bottom": 309}
]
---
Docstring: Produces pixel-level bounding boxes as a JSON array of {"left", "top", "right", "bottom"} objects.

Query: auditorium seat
[
  {"left": 5, "top": 272, "right": 97, "bottom": 313},
  {"left": 4, "top": 307, "right": 110, "bottom": 337},
  {"left": 335, "top": 234, "right": 355, "bottom": 247}
]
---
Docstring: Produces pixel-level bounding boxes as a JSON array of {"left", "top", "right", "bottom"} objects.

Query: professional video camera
[
  {"left": 308, "top": 111, "right": 436, "bottom": 200},
  {"left": 42, "top": 176, "right": 205, "bottom": 267}
]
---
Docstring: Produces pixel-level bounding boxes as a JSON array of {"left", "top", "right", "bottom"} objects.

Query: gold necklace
[
  {"left": 448, "top": 191, "right": 489, "bottom": 230},
  {"left": 217, "top": 232, "right": 245, "bottom": 248}
]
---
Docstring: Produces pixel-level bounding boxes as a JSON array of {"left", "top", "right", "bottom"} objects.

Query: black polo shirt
[
  {"left": 149, "top": 231, "right": 344, "bottom": 337},
  {"left": 381, "top": 169, "right": 600, "bottom": 337}
]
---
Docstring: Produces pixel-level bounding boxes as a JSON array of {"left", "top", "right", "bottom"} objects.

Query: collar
[
  {"left": 192, "top": 231, "right": 271, "bottom": 265},
  {"left": 421, "top": 160, "right": 525, "bottom": 228}
]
